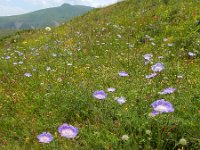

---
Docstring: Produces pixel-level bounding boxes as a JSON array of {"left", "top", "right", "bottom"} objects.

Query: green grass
[{"left": 0, "top": 0, "right": 200, "bottom": 149}]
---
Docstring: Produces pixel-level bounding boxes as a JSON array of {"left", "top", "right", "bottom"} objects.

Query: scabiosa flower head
[
  {"left": 151, "top": 99, "right": 174, "bottom": 115},
  {"left": 151, "top": 62, "right": 164, "bottom": 72},
  {"left": 37, "top": 132, "right": 53, "bottom": 143},
  {"left": 46, "top": 66, "right": 51, "bottom": 71},
  {"left": 6, "top": 56, "right": 11, "bottom": 60},
  {"left": 93, "top": 90, "right": 107, "bottom": 100},
  {"left": 163, "top": 38, "right": 168, "bottom": 42},
  {"left": 121, "top": 135, "right": 129, "bottom": 141},
  {"left": 114, "top": 97, "right": 126, "bottom": 105},
  {"left": 24, "top": 73, "right": 32, "bottom": 77},
  {"left": 145, "top": 130, "right": 152, "bottom": 135},
  {"left": 58, "top": 123, "right": 78, "bottom": 138},
  {"left": 119, "top": 71, "right": 129, "bottom": 77},
  {"left": 167, "top": 43, "right": 173, "bottom": 47},
  {"left": 45, "top": 26, "right": 51, "bottom": 31},
  {"left": 143, "top": 53, "right": 153, "bottom": 61},
  {"left": 188, "top": 52, "right": 197, "bottom": 57},
  {"left": 159, "top": 87, "right": 176, "bottom": 95},
  {"left": 158, "top": 56, "right": 164, "bottom": 59},
  {"left": 52, "top": 53, "right": 57, "bottom": 57},
  {"left": 67, "top": 63, "right": 73, "bottom": 66},
  {"left": 146, "top": 73, "right": 157, "bottom": 79},
  {"left": 179, "top": 138, "right": 187, "bottom": 146},
  {"left": 107, "top": 88, "right": 116, "bottom": 92},
  {"left": 177, "top": 75, "right": 183, "bottom": 79}
]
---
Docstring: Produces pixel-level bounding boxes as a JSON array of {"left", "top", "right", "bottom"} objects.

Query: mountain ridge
[{"left": 0, "top": 3, "right": 93, "bottom": 29}]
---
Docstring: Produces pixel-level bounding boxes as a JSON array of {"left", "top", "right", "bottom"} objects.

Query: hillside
[
  {"left": 0, "top": 0, "right": 200, "bottom": 149},
  {"left": 0, "top": 29, "right": 19, "bottom": 40},
  {"left": 0, "top": 3, "right": 93, "bottom": 29}
]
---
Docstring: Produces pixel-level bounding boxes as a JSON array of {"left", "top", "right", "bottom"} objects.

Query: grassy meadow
[{"left": 0, "top": 0, "right": 200, "bottom": 149}]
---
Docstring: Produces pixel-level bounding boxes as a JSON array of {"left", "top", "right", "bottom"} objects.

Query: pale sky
[{"left": 0, "top": 0, "right": 119, "bottom": 16}]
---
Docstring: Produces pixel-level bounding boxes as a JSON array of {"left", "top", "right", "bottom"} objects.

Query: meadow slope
[{"left": 0, "top": 0, "right": 200, "bottom": 149}]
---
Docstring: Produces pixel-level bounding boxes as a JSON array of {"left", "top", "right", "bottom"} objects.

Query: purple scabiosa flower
[
  {"left": 188, "top": 52, "right": 197, "bottom": 57},
  {"left": 93, "top": 90, "right": 107, "bottom": 100},
  {"left": 143, "top": 54, "right": 153, "bottom": 61},
  {"left": 37, "top": 132, "right": 53, "bottom": 143},
  {"left": 151, "top": 99, "right": 174, "bottom": 115},
  {"left": 141, "top": 38, "right": 146, "bottom": 43},
  {"left": 159, "top": 87, "right": 176, "bottom": 95},
  {"left": 119, "top": 71, "right": 129, "bottom": 77},
  {"left": 6, "top": 56, "right": 11, "bottom": 60},
  {"left": 58, "top": 123, "right": 78, "bottom": 138},
  {"left": 151, "top": 62, "right": 164, "bottom": 72},
  {"left": 24, "top": 73, "right": 32, "bottom": 77},
  {"left": 107, "top": 88, "right": 116, "bottom": 92},
  {"left": 145, "top": 73, "right": 157, "bottom": 79},
  {"left": 114, "top": 97, "right": 126, "bottom": 105}
]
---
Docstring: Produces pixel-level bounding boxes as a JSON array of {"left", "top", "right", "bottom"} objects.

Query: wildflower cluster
[{"left": 37, "top": 123, "right": 78, "bottom": 143}]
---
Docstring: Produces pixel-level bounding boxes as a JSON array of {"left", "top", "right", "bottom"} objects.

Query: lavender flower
[
  {"left": 58, "top": 123, "right": 78, "bottom": 138},
  {"left": 24, "top": 73, "right": 32, "bottom": 77},
  {"left": 107, "top": 88, "right": 116, "bottom": 92},
  {"left": 151, "top": 99, "right": 174, "bottom": 115},
  {"left": 188, "top": 52, "right": 197, "bottom": 57},
  {"left": 151, "top": 63, "right": 164, "bottom": 72},
  {"left": 119, "top": 71, "right": 129, "bottom": 77},
  {"left": 114, "top": 97, "right": 126, "bottom": 105},
  {"left": 6, "top": 56, "right": 11, "bottom": 60},
  {"left": 143, "top": 54, "right": 153, "bottom": 61},
  {"left": 143, "top": 54, "right": 153, "bottom": 65},
  {"left": 146, "top": 73, "right": 157, "bottom": 79},
  {"left": 37, "top": 132, "right": 53, "bottom": 143},
  {"left": 159, "top": 87, "right": 176, "bottom": 95},
  {"left": 93, "top": 90, "right": 107, "bottom": 100}
]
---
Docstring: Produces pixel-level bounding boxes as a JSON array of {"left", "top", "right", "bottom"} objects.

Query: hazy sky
[{"left": 0, "top": 0, "right": 119, "bottom": 16}]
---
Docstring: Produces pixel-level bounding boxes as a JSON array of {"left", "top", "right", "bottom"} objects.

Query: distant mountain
[{"left": 0, "top": 3, "right": 93, "bottom": 29}]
